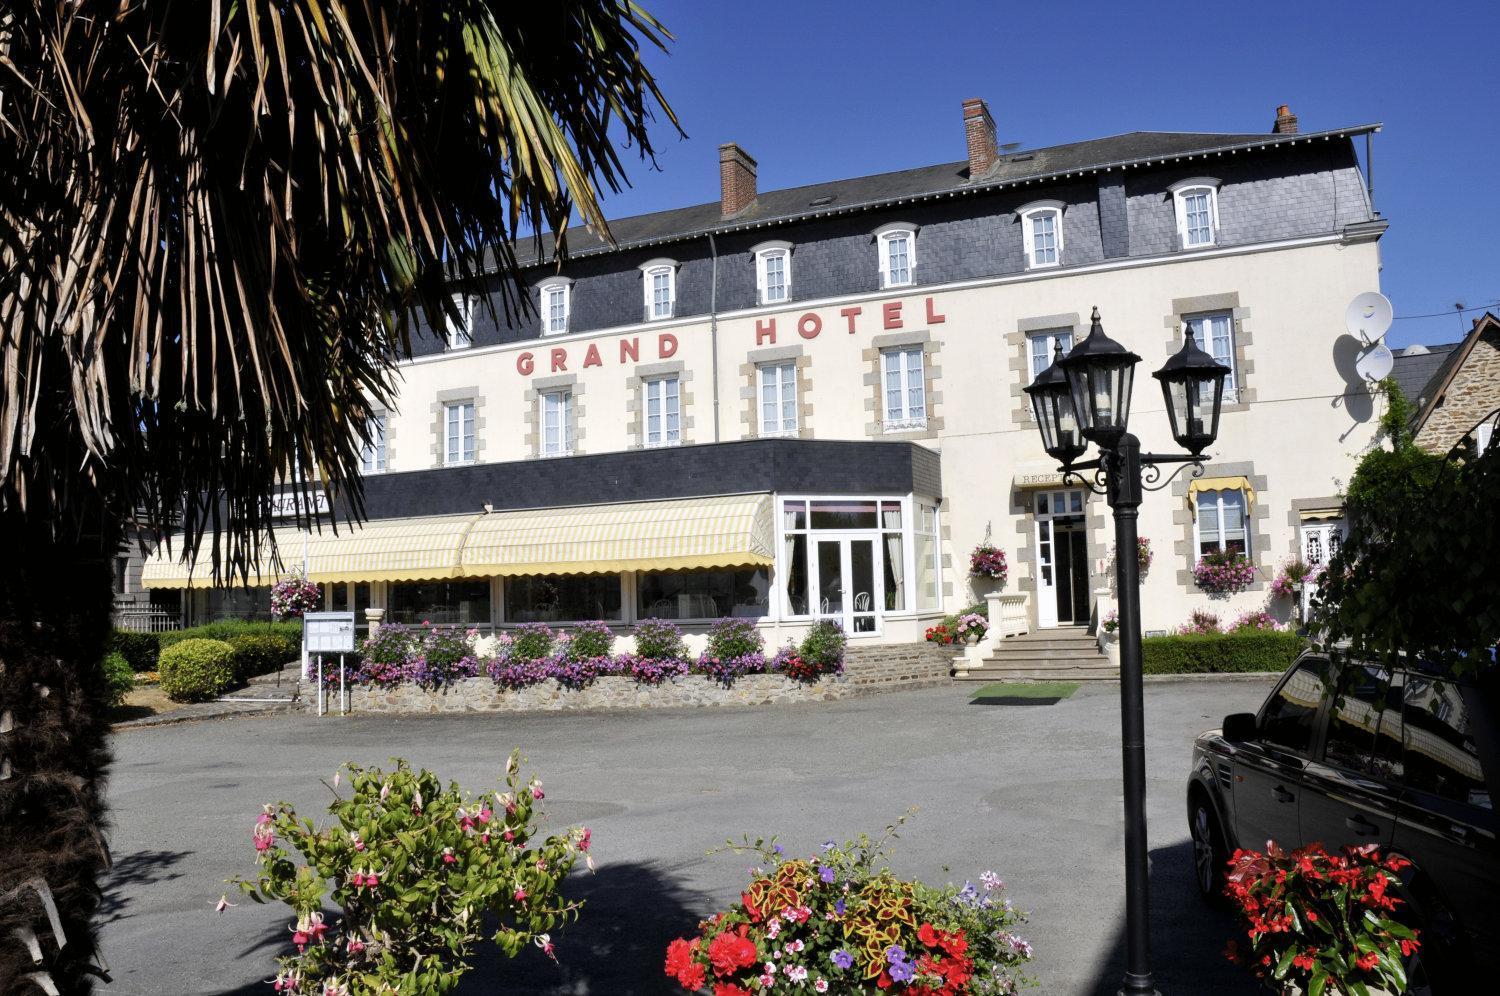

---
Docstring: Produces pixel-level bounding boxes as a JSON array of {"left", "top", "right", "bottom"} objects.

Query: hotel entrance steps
[
  {"left": 217, "top": 664, "right": 305, "bottom": 705},
  {"left": 955, "top": 627, "right": 1118, "bottom": 682}
]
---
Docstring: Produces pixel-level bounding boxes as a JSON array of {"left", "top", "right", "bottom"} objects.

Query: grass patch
[{"left": 968, "top": 681, "right": 1080, "bottom": 706}]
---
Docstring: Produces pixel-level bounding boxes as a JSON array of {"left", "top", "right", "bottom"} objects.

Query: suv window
[
  {"left": 1323, "top": 662, "right": 1401, "bottom": 779},
  {"left": 1260, "top": 656, "right": 1331, "bottom": 755},
  {"left": 1402, "top": 674, "right": 1491, "bottom": 810}
]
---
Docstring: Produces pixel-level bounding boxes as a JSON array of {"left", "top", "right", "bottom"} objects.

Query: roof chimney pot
[
  {"left": 1272, "top": 104, "right": 1299, "bottom": 135},
  {"left": 719, "top": 143, "right": 758, "bottom": 218},
  {"left": 963, "top": 97, "right": 999, "bottom": 179}
]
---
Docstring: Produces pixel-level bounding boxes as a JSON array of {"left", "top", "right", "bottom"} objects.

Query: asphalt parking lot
[{"left": 101, "top": 679, "right": 1275, "bottom": 994}]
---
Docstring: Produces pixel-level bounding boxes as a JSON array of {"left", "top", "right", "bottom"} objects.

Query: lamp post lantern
[{"left": 1024, "top": 306, "right": 1230, "bottom": 996}]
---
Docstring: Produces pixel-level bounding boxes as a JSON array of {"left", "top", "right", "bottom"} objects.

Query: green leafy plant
[
  {"left": 799, "top": 619, "right": 847, "bottom": 675},
  {"left": 509, "top": 623, "right": 556, "bottom": 662},
  {"left": 100, "top": 652, "right": 136, "bottom": 708},
  {"left": 564, "top": 620, "right": 614, "bottom": 661},
  {"left": 1224, "top": 842, "right": 1420, "bottom": 996},
  {"left": 230, "top": 755, "right": 591, "bottom": 995},
  {"left": 109, "top": 629, "right": 161, "bottom": 672},
  {"left": 159, "top": 620, "right": 303, "bottom": 650},
  {"left": 225, "top": 632, "right": 300, "bottom": 681},
  {"left": 158, "top": 638, "right": 237, "bottom": 702},
  {"left": 1142, "top": 631, "right": 1306, "bottom": 674},
  {"left": 633, "top": 618, "right": 686, "bottom": 660},
  {"left": 704, "top": 617, "right": 764, "bottom": 661}
]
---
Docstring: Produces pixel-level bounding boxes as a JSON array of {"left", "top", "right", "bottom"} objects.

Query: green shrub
[
  {"left": 509, "top": 622, "right": 555, "bottom": 662},
  {"left": 565, "top": 620, "right": 615, "bottom": 660},
  {"left": 109, "top": 629, "right": 161, "bottom": 672},
  {"left": 633, "top": 618, "right": 685, "bottom": 660},
  {"left": 159, "top": 620, "right": 302, "bottom": 650},
  {"left": 704, "top": 617, "right": 763, "bottom": 660},
  {"left": 1142, "top": 630, "right": 1306, "bottom": 674},
  {"left": 226, "top": 632, "right": 300, "bottom": 681},
  {"left": 799, "top": 619, "right": 848, "bottom": 673},
  {"left": 158, "top": 638, "right": 237, "bottom": 702},
  {"left": 100, "top": 652, "right": 136, "bottom": 707}
]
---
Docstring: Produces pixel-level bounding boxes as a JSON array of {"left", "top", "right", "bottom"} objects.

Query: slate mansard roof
[{"left": 499, "top": 122, "right": 1383, "bottom": 269}]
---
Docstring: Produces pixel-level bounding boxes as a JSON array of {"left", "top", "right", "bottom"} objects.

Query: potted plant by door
[{"left": 955, "top": 612, "right": 989, "bottom": 646}]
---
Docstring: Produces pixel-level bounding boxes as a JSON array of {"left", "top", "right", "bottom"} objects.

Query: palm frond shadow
[{"left": 99, "top": 849, "right": 193, "bottom": 923}]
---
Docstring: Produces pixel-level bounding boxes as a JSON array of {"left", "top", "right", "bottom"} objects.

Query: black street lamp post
[{"left": 1024, "top": 307, "right": 1230, "bottom": 996}]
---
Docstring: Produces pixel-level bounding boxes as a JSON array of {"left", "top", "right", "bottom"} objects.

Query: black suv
[{"left": 1187, "top": 650, "right": 1498, "bottom": 989}]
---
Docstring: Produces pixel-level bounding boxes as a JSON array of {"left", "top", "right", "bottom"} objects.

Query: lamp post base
[{"left": 1118, "top": 980, "right": 1162, "bottom": 996}]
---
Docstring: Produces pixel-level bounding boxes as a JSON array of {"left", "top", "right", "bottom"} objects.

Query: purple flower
[
  {"left": 822, "top": 840, "right": 836, "bottom": 852},
  {"left": 834, "top": 898, "right": 846, "bottom": 916},
  {"left": 888, "top": 960, "right": 915, "bottom": 983},
  {"left": 818, "top": 865, "right": 835, "bottom": 884},
  {"left": 831, "top": 950, "right": 853, "bottom": 970},
  {"left": 885, "top": 946, "right": 907, "bottom": 966}
]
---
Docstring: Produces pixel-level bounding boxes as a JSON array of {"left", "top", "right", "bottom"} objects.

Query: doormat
[{"left": 968, "top": 681, "right": 1080, "bottom": 706}]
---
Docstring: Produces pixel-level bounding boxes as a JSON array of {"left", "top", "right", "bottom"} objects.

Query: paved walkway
[{"left": 102, "top": 679, "right": 1274, "bottom": 994}]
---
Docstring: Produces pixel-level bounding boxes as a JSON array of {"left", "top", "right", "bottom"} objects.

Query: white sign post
[{"left": 304, "top": 611, "right": 357, "bottom": 716}]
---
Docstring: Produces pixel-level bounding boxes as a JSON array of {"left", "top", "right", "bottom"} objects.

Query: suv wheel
[{"left": 1189, "top": 797, "right": 1227, "bottom": 901}]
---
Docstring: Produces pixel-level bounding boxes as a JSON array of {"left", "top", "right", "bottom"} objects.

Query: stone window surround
[
  {"left": 1172, "top": 459, "right": 1271, "bottom": 592},
  {"left": 364, "top": 406, "right": 395, "bottom": 473},
  {"left": 1163, "top": 292, "right": 1257, "bottom": 411},
  {"left": 430, "top": 388, "right": 486, "bottom": 466},
  {"left": 1286, "top": 496, "right": 1345, "bottom": 556},
  {"left": 740, "top": 344, "right": 813, "bottom": 439},
  {"left": 625, "top": 360, "right": 696, "bottom": 448},
  {"left": 523, "top": 374, "right": 586, "bottom": 458},
  {"left": 1007, "top": 312, "right": 1082, "bottom": 426},
  {"left": 862, "top": 330, "right": 944, "bottom": 440},
  {"left": 1008, "top": 484, "right": 1107, "bottom": 628}
]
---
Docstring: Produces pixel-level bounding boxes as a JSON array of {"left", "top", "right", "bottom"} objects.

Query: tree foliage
[
  {"left": 0, "top": 1, "right": 680, "bottom": 573},
  {"left": 1316, "top": 379, "right": 1500, "bottom": 675}
]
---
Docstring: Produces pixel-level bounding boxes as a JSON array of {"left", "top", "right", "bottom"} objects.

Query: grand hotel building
[{"left": 144, "top": 100, "right": 1389, "bottom": 647}]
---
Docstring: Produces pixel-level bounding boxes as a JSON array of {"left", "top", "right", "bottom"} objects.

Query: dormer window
[
  {"left": 1018, "top": 200, "right": 1065, "bottom": 269},
  {"left": 1171, "top": 178, "right": 1221, "bottom": 248},
  {"left": 640, "top": 259, "right": 678, "bottom": 321},
  {"left": 539, "top": 278, "right": 571, "bottom": 335},
  {"left": 875, "top": 224, "right": 916, "bottom": 288},
  {"left": 446, "top": 293, "right": 475, "bottom": 349},
  {"left": 753, "top": 241, "right": 793, "bottom": 305}
]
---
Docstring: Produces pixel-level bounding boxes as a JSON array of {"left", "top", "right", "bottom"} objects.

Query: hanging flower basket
[
  {"left": 1136, "top": 537, "right": 1154, "bottom": 579},
  {"left": 270, "top": 574, "right": 321, "bottom": 621},
  {"left": 969, "top": 544, "right": 1008, "bottom": 583},
  {"left": 1269, "top": 557, "right": 1318, "bottom": 600},
  {"left": 1192, "top": 551, "right": 1256, "bottom": 595}
]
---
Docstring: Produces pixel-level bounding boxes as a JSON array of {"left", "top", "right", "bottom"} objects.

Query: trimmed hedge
[
  {"left": 110, "top": 630, "right": 161, "bottom": 672},
  {"left": 158, "top": 620, "right": 302, "bottom": 649},
  {"left": 101, "top": 652, "right": 136, "bottom": 707},
  {"left": 1142, "top": 630, "right": 1307, "bottom": 675},
  {"left": 225, "top": 632, "right": 301, "bottom": 681},
  {"left": 159, "top": 638, "right": 237, "bottom": 702}
]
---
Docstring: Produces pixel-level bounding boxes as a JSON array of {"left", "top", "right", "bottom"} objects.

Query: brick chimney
[
  {"left": 963, "top": 98, "right": 999, "bottom": 179},
  {"left": 719, "top": 143, "right": 758, "bottom": 218},
  {"left": 1272, "top": 104, "right": 1299, "bottom": 135}
]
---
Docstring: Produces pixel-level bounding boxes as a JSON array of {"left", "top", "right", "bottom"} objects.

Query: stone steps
[{"left": 955, "top": 626, "right": 1118, "bottom": 682}]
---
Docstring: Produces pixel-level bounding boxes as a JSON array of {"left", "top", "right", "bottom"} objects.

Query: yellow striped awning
[
  {"left": 1187, "top": 475, "right": 1256, "bottom": 517},
  {"left": 141, "top": 494, "right": 776, "bottom": 588},
  {"left": 461, "top": 493, "right": 775, "bottom": 576},
  {"left": 140, "top": 532, "right": 289, "bottom": 590}
]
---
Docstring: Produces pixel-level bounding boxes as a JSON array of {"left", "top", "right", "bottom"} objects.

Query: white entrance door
[
  {"left": 1299, "top": 520, "right": 1346, "bottom": 620},
  {"left": 1034, "top": 489, "right": 1089, "bottom": 628},
  {"left": 814, "top": 536, "right": 882, "bottom": 635}
]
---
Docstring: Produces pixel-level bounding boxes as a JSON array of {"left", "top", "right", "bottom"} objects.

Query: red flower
[
  {"left": 665, "top": 937, "right": 704, "bottom": 989},
  {"left": 707, "top": 928, "right": 758, "bottom": 977},
  {"left": 677, "top": 962, "right": 707, "bottom": 991},
  {"left": 1292, "top": 948, "right": 1317, "bottom": 971},
  {"left": 1355, "top": 951, "right": 1380, "bottom": 972},
  {"left": 917, "top": 923, "right": 940, "bottom": 947},
  {"left": 740, "top": 892, "right": 763, "bottom": 923},
  {"left": 714, "top": 985, "right": 753, "bottom": 996}
]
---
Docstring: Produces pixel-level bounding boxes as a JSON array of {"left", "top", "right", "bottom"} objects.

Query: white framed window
[
  {"left": 1027, "top": 328, "right": 1075, "bottom": 382},
  {"left": 1018, "top": 200, "right": 1064, "bottom": 269},
  {"left": 541, "top": 390, "right": 573, "bottom": 457},
  {"left": 1185, "top": 312, "right": 1237, "bottom": 399},
  {"left": 446, "top": 293, "right": 475, "bottom": 349},
  {"left": 757, "top": 361, "right": 798, "bottom": 437},
  {"left": 881, "top": 347, "right": 927, "bottom": 430},
  {"left": 1477, "top": 420, "right": 1495, "bottom": 454},
  {"left": 1196, "top": 489, "right": 1250, "bottom": 558},
  {"left": 444, "top": 401, "right": 475, "bottom": 465},
  {"left": 540, "top": 280, "right": 571, "bottom": 335},
  {"left": 361, "top": 412, "right": 387, "bottom": 474},
  {"left": 875, "top": 224, "right": 916, "bottom": 288},
  {"left": 753, "top": 241, "right": 792, "bottom": 305},
  {"left": 640, "top": 259, "right": 677, "bottom": 321},
  {"left": 1171, "top": 177, "right": 1221, "bottom": 248},
  {"left": 643, "top": 375, "right": 681, "bottom": 448}
]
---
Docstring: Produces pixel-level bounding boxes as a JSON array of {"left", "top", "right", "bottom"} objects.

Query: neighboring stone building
[
  {"left": 145, "top": 98, "right": 1390, "bottom": 640},
  {"left": 1401, "top": 313, "right": 1500, "bottom": 454}
]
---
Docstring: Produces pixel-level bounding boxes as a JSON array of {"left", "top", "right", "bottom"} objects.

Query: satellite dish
[
  {"left": 1354, "top": 342, "right": 1395, "bottom": 383},
  {"left": 1345, "top": 292, "right": 1393, "bottom": 344}
]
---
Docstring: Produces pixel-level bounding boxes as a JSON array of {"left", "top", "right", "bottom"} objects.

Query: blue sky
[{"left": 587, "top": 0, "right": 1498, "bottom": 349}]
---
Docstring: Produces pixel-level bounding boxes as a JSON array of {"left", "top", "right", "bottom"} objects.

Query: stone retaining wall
[{"left": 324, "top": 642, "right": 951, "bottom": 715}]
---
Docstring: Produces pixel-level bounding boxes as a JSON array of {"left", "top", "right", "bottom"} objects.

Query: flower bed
[
  {"left": 664, "top": 821, "right": 1032, "bottom": 994},
  {"left": 1193, "top": 550, "right": 1257, "bottom": 594}
]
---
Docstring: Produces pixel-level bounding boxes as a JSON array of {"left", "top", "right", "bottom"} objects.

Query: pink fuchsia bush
[
  {"left": 1268, "top": 557, "right": 1319, "bottom": 600},
  {"left": 270, "top": 573, "right": 320, "bottom": 621},
  {"left": 1231, "top": 610, "right": 1279, "bottom": 632},
  {"left": 1192, "top": 550, "right": 1257, "bottom": 595},
  {"left": 229, "top": 755, "right": 590, "bottom": 995},
  {"left": 1177, "top": 609, "right": 1222, "bottom": 635},
  {"left": 969, "top": 544, "right": 1008, "bottom": 582}
]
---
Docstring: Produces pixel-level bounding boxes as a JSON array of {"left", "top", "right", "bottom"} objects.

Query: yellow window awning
[
  {"left": 1187, "top": 475, "right": 1256, "bottom": 518},
  {"left": 141, "top": 494, "right": 776, "bottom": 589},
  {"left": 140, "top": 532, "right": 289, "bottom": 590},
  {"left": 461, "top": 493, "right": 775, "bottom": 576}
]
